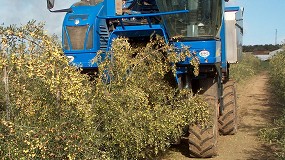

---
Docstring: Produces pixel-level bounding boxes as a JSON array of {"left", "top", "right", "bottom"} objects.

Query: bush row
[
  {"left": 259, "top": 51, "right": 285, "bottom": 159},
  {"left": 0, "top": 22, "right": 209, "bottom": 159},
  {"left": 229, "top": 53, "right": 261, "bottom": 82}
]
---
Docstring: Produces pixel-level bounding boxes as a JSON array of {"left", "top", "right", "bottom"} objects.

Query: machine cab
[{"left": 156, "top": 0, "right": 223, "bottom": 41}]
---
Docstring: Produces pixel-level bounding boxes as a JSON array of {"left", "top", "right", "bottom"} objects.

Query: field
[{"left": 1, "top": 22, "right": 285, "bottom": 159}]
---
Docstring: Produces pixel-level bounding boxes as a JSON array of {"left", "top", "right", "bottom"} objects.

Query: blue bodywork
[
  {"left": 62, "top": 3, "right": 103, "bottom": 68},
  {"left": 60, "top": 0, "right": 237, "bottom": 84}
]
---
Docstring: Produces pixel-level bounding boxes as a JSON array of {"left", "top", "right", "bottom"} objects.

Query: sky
[
  {"left": 226, "top": 0, "right": 285, "bottom": 45},
  {"left": 0, "top": 0, "right": 285, "bottom": 45}
]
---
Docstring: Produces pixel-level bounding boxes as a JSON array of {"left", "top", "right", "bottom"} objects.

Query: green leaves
[
  {"left": 259, "top": 51, "right": 285, "bottom": 159},
  {"left": 230, "top": 53, "right": 261, "bottom": 82},
  {"left": 91, "top": 37, "right": 209, "bottom": 159},
  {"left": 0, "top": 21, "right": 97, "bottom": 159},
  {"left": 269, "top": 52, "right": 285, "bottom": 101},
  {"left": 0, "top": 22, "right": 208, "bottom": 159}
]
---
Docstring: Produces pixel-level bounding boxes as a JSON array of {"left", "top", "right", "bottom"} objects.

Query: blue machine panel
[{"left": 174, "top": 40, "right": 221, "bottom": 65}]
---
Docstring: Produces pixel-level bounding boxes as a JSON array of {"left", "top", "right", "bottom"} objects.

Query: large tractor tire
[
  {"left": 218, "top": 80, "right": 238, "bottom": 135},
  {"left": 188, "top": 78, "right": 218, "bottom": 158}
]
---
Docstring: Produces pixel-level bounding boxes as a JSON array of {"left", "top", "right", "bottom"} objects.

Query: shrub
[
  {"left": 0, "top": 21, "right": 101, "bottom": 159},
  {"left": 230, "top": 53, "right": 261, "bottom": 82},
  {"left": 259, "top": 114, "right": 285, "bottom": 159},
  {"left": 259, "top": 51, "right": 285, "bottom": 159},
  {"left": 0, "top": 22, "right": 209, "bottom": 159},
  {"left": 90, "top": 37, "right": 209, "bottom": 159},
  {"left": 269, "top": 52, "right": 285, "bottom": 101}
]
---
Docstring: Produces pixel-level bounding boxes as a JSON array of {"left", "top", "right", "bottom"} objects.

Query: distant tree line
[{"left": 243, "top": 44, "right": 282, "bottom": 52}]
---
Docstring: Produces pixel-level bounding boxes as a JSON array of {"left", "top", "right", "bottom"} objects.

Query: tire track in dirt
[
  {"left": 162, "top": 72, "right": 280, "bottom": 160},
  {"left": 211, "top": 72, "right": 278, "bottom": 160}
]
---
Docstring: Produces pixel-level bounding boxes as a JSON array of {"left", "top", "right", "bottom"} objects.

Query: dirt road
[{"left": 162, "top": 72, "right": 280, "bottom": 160}]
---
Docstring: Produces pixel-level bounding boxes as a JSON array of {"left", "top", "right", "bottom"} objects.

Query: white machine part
[{"left": 225, "top": 7, "right": 244, "bottom": 63}]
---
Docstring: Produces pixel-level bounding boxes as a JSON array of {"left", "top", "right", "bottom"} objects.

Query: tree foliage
[
  {"left": 243, "top": 44, "right": 282, "bottom": 52},
  {"left": 0, "top": 21, "right": 98, "bottom": 159},
  {"left": 229, "top": 53, "right": 261, "bottom": 82},
  {"left": 0, "top": 22, "right": 209, "bottom": 159},
  {"left": 259, "top": 51, "right": 285, "bottom": 159},
  {"left": 269, "top": 52, "right": 285, "bottom": 102}
]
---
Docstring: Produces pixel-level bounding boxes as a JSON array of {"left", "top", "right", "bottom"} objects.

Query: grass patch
[{"left": 229, "top": 53, "right": 262, "bottom": 83}]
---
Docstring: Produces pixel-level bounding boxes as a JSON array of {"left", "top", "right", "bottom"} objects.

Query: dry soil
[{"left": 162, "top": 72, "right": 281, "bottom": 160}]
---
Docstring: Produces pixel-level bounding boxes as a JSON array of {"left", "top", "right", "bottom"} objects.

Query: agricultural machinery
[{"left": 46, "top": 0, "right": 243, "bottom": 158}]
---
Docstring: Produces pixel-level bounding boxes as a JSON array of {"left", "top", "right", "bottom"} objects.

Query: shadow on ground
[{"left": 238, "top": 78, "right": 283, "bottom": 160}]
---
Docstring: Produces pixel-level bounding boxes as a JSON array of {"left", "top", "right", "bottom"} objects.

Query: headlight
[{"left": 74, "top": 19, "right": 80, "bottom": 25}]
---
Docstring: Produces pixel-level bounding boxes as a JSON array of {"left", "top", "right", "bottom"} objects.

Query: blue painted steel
[
  {"left": 97, "top": 10, "right": 189, "bottom": 19},
  {"left": 104, "top": 0, "right": 116, "bottom": 16},
  {"left": 220, "top": 18, "right": 227, "bottom": 70},
  {"left": 60, "top": 0, "right": 230, "bottom": 73},
  {"left": 107, "top": 24, "right": 168, "bottom": 49},
  {"left": 225, "top": 6, "right": 240, "bottom": 12},
  {"left": 174, "top": 40, "right": 221, "bottom": 65},
  {"left": 62, "top": 3, "right": 104, "bottom": 68},
  {"left": 61, "top": 4, "right": 189, "bottom": 68},
  {"left": 173, "top": 40, "right": 221, "bottom": 83},
  {"left": 66, "top": 53, "right": 99, "bottom": 68}
]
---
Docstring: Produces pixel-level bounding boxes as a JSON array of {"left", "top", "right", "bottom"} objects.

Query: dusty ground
[{"left": 162, "top": 72, "right": 281, "bottom": 160}]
